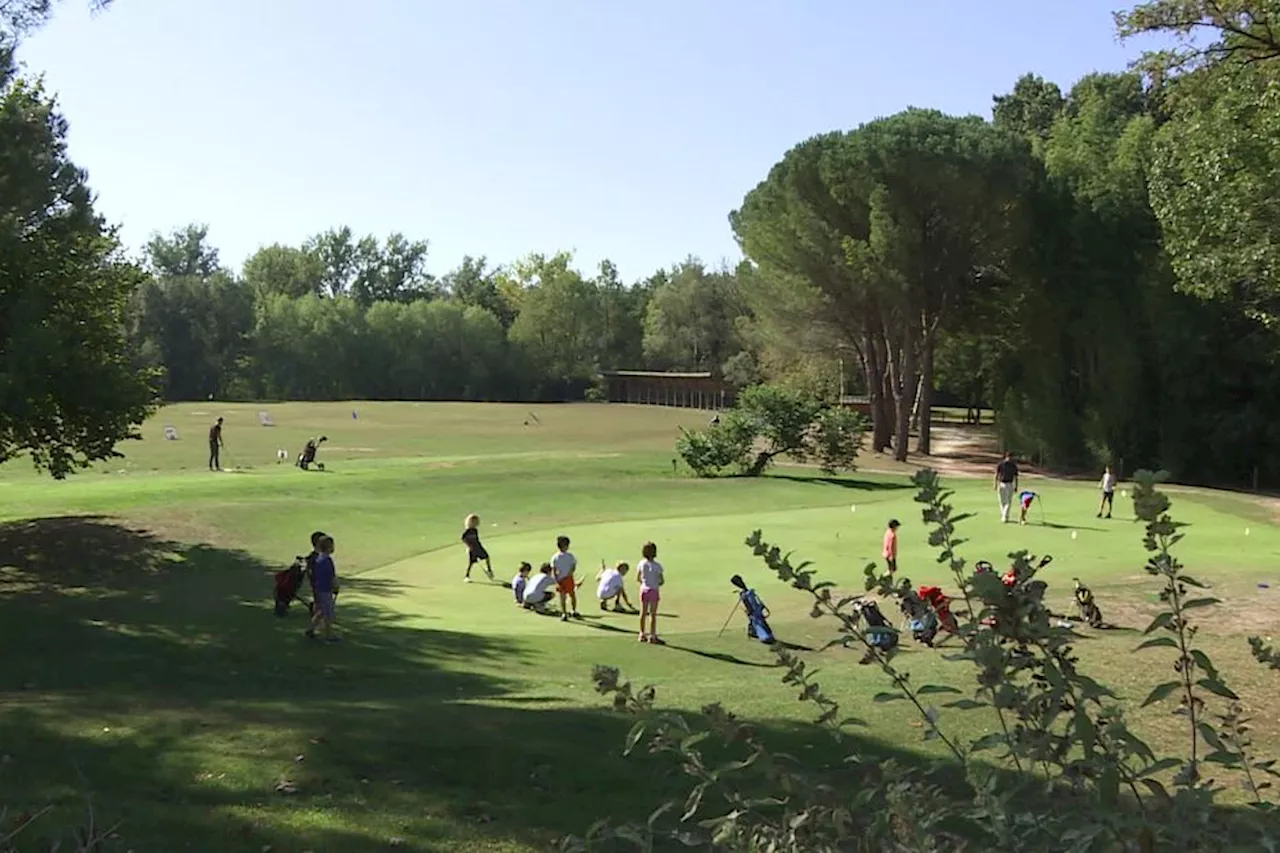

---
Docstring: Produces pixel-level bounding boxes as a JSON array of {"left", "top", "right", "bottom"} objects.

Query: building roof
[{"left": 601, "top": 370, "right": 714, "bottom": 379}]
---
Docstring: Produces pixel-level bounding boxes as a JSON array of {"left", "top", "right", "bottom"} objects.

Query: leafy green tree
[
  {"left": 735, "top": 111, "right": 1033, "bottom": 461},
  {"left": 130, "top": 225, "right": 254, "bottom": 400},
  {"left": 1116, "top": 1, "right": 1280, "bottom": 316},
  {"left": 731, "top": 133, "right": 896, "bottom": 453},
  {"left": 0, "top": 53, "right": 157, "bottom": 477},
  {"left": 592, "top": 259, "right": 647, "bottom": 371},
  {"left": 443, "top": 255, "right": 517, "bottom": 328},
  {"left": 143, "top": 223, "right": 222, "bottom": 280},
  {"left": 642, "top": 258, "right": 750, "bottom": 375},
  {"left": 992, "top": 73, "right": 1065, "bottom": 145},
  {"left": 506, "top": 252, "right": 603, "bottom": 393},
  {"left": 242, "top": 243, "right": 324, "bottom": 300}
]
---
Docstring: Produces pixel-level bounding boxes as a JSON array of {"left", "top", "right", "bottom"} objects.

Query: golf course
[{"left": 1, "top": 401, "right": 1277, "bottom": 851}]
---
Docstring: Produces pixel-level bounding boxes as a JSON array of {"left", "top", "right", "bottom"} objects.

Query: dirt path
[{"left": 857, "top": 425, "right": 1003, "bottom": 479}]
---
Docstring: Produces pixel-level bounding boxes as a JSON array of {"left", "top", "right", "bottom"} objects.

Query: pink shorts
[{"left": 640, "top": 587, "right": 660, "bottom": 605}]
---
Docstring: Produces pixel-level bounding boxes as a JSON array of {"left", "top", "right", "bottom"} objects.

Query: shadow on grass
[
  {"left": 0, "top": 515, "right": 985, "bottom": 852},
  {"left": 762, "top": 474, "right": 913, "bottom": 491}
]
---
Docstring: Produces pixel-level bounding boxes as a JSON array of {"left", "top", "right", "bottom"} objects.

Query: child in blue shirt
[
  {"left": 307, "top": 534, "right": 340, "bottom": 643},
  {"left": 510, "top": 562, "right": 532, "bottom": 605}
]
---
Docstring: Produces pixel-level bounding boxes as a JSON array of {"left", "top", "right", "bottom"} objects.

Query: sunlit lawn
[{"left": 1, "top": 401, "right": 1277, "bottom": 850}]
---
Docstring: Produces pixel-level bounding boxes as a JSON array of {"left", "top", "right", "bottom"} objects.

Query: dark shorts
[
  {"left": 314, "top": 590, "right": 336, "bottom": 620},
  {"left": 468, "top": 546, "right": 489, "bottom": 564}
]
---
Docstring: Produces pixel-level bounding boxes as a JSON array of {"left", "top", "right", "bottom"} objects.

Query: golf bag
[
  {"left": 739, "top": 588, "right": 775, "bottom": 644},
  {"left": 854, "top": 599, "right": 898, "bottom": 651},
  {"left": 274, "top": 556, "right": 313, "bottom": 617},
  {"left": 1073, "top": 578, "right": 1104, "bottom": 628},
  {"left": 729, "top": 574, "right": 775, "bottom": 644},
  {"left": 297, "top": 436, "right": 327, "bottom": 470},
  {"left": 900, "top": 591, "right": 940, "bottom": 646}
]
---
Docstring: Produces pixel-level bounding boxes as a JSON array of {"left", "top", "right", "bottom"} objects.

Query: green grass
[{"left": 1, "top": 401, "right": 1278, "bottom": 851}]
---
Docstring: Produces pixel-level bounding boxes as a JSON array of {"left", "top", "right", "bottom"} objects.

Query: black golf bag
[
  {"left": 297, "top": 436, "right": 327, "bottom": 470},
  {"left": 900, "top": 591, "right": 940, "bottom": 646},
  {"left": 854, "top": 599, "right": 898, "bottom": 651},
  {"left": 1073, "top": 578, "right": 1103, "bottom": 627}
]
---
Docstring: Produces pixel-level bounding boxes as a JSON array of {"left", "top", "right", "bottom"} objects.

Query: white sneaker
[{"left": 464, "top": 577, "right": 472, "bottom": 583}]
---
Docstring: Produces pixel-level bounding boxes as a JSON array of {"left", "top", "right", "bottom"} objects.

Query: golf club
[{"left": 716, "top": 596, "right": 740, "bottom": 638}]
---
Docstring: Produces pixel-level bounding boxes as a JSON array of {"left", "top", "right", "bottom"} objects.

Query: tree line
[
  {"left": 5, "top": 0, "right": 1280, "bottom": 487},
  {"left": 125, "top": 230, "right": 755, "bottom": 404}
]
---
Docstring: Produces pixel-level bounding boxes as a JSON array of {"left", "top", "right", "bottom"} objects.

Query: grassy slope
[{"left": 1, "top": 402, "right": 1277, "bottom": 851}]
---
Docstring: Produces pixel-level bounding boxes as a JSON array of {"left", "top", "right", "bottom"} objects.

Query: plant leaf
[
  {"left": 917, "top": 685, "right": 963, "bottom": 696},
  {"left": 624, "top": 721, "right": 647, "bottom": 756},
  {"left": 1135, "top": 636, "right": 1179, "bottom": 651},
  {"left": 943, "top": 699, "right": 988, "bottom": 710},
  {"left": 1143, "top": 612, "right": 1175, "bottom": 635},
  {"left": 1141, "top": 681, "right": 1182, "bottom": 708},
  {"left": 1196, "top": 677, "right": 1239, "bottom": 700},
  {"left": 1137, "top": 758, "right": 1182, "bottom": 778},
  {"left": 1183, "top": 597, "right": 1221, "bottom": 611},
  {"left": 873, "top": 692, "right": 905, "bottom": 703},
  {"left": 970, "top": 732, "right": 1008, "bottom": 753}
]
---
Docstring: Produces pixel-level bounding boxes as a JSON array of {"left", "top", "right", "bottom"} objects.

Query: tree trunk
[
  {"left": 909, "top": 373, "right": 924, "bottom": 433},
  {"left": 917, "top": 332, "right": 935, "bottom": 456},
  {"left": 883, "top": 317, "right": 918, "bottom": 464},
  {"left": 895, "top": 339, "right": 917, "bottom": 464},
  {"left": 861, "top": 325, "right": 892, "bottom": 453}
]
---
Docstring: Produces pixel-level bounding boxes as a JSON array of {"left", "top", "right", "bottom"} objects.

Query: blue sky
[{"left": 19, "top": 0, "right": 1153, "bottom": 283}]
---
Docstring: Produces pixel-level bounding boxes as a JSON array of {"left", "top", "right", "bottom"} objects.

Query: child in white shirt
[
  {"left": 596, "top": 561, "right": 634, "bottom": 612},
  {"left": 636, "top": 541, "right": 665, "bottom": 644},
  {"left": 1097, "top": 465, "right": 1117, "bottom": 519},
  {"left": 523, "top": 563, "right": 556, "bottom": 613}
]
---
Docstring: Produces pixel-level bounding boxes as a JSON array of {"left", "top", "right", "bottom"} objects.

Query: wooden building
[{"left": 601, "top": 370, "right": 735, "bottom": 410}]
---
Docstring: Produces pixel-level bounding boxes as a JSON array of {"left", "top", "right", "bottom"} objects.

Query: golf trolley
[{"left": 1073, "top": 578, "right": 1104, "bottom": 628}]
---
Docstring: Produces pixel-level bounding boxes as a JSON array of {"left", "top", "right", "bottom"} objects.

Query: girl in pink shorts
[{"left": 636, "top": 541, "right": 665, "bottom": 644}]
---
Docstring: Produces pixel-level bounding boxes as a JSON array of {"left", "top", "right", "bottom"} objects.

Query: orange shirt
[{"left": 883, "top": 529, "right": 897, "bottom": 560}]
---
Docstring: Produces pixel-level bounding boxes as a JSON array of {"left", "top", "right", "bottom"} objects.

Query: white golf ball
[
  {"left": 850, "top": 505, "right": 857, "bottom": 513},
  {"left": 1120, "top": 490, "right": 1127, "bottom": 498},
  {"left": 1246, "top": 528, "right": 1251, "bottom": 536},
  {"left": 1071, "top": 531, "right": 1078, "bottom": 540}
]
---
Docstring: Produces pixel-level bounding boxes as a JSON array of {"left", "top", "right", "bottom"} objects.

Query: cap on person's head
[
  {"left": 888, "top": 519, "right": 900, "bottom": 529},
  {"left": 217, "top": 417, "right": 223, "bottom": 423}
]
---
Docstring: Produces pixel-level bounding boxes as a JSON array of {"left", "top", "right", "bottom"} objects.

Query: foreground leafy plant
[{"left": 568, "top": 468, "right": 1280, "bottom": 851}]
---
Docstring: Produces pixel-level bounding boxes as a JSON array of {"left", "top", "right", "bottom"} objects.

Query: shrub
[
  {"left": 565, "top": 469, "right": 1280, "bottom": 851},
  {"left": 675, "top": 413, "right": 755, "bottom": 477},
  {"left": 675, "top": 384, "right": 867, "bottom": 478}
]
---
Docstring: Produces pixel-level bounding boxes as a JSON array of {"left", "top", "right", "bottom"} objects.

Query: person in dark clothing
[
  {"left": 994, "top": 452, "right": 1019, "bottom": 523},
  {"left": 208, "top": 417, "right": 224, "bottom": 471},
  {"left": 461, "top": 513, "right": 494, "bottom": 582}
]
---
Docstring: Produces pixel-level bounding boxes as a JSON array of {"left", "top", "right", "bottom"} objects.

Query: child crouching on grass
[
  {"left": 461, "top": 513, "right": 494, "bottom": 583},
  {"left": 522, "top": 563, "right": 557, "bottom": 613},
  {"left": 307, "top": 534, "right": 340, "bottom": 643},
  {"left": 637, "top": 541, "right": 664, "bottom": 644},
  {"left": 596, "top": 561, "right": 634, "bottom": 612},
  {"left": 509, "top": 562, "right": 532, "bottom": 606}
]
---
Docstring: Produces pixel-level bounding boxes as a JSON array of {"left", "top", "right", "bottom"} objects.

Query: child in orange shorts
[{"left": 550, "top": 535, "right": 579, "bottom": 621}]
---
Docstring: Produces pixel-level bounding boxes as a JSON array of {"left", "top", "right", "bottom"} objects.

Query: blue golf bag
[
  {"left": 855, "top": 599, "right": 898, "bottom": 651},
  {"left": 740, "top": 588, "right": 776, "bottom": 644}
]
